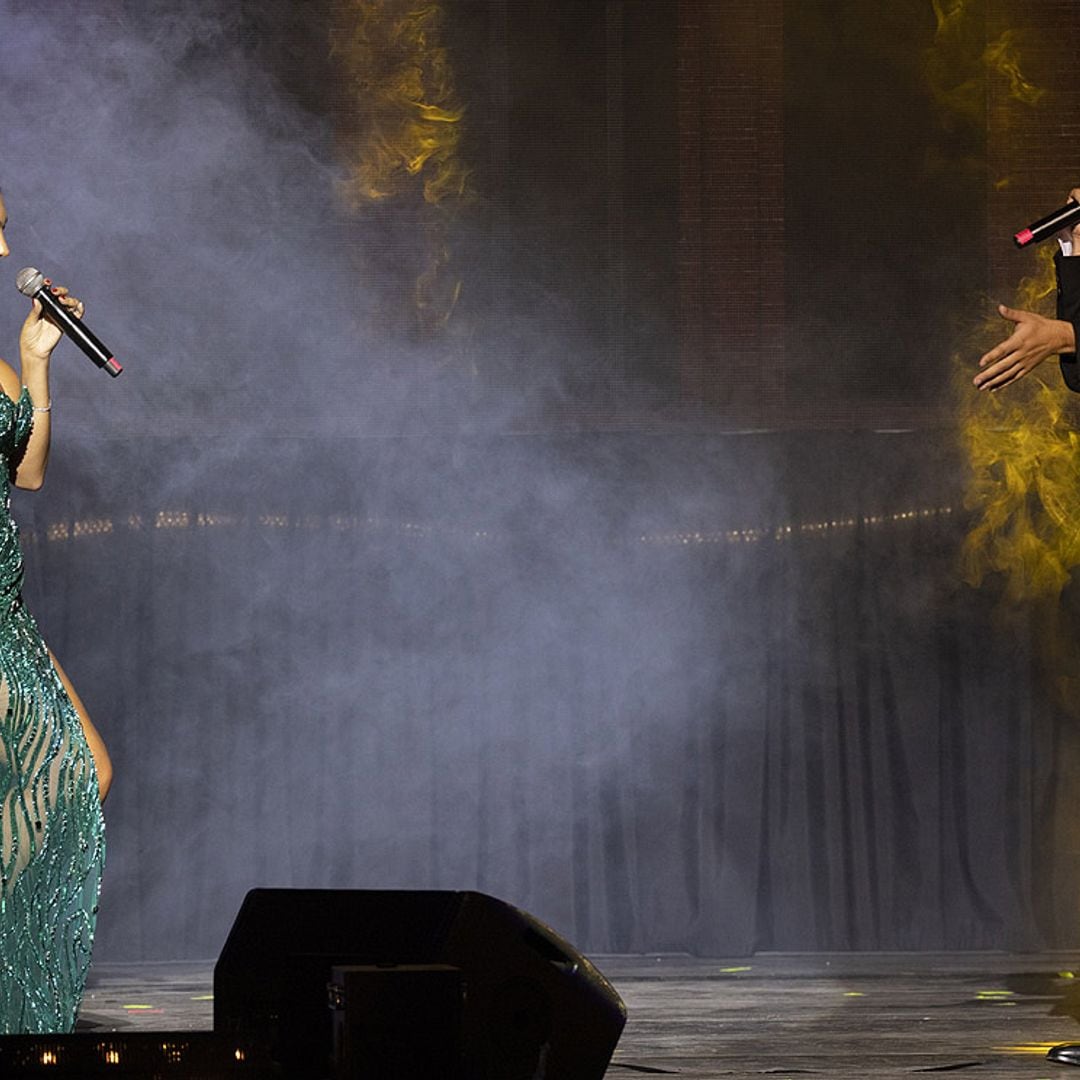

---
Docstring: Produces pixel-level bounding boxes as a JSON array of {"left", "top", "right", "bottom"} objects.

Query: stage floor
[{"left": 79, "top": 952, "right": 1080, "bottom": 1077}]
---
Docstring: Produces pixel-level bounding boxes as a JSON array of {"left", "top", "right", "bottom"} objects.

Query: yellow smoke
[
  {"left": 925, "top": 1, "right": 1043, "bottom": 123},
  {"left": 959, "top": 248, "right": 1080, "bottom": 601},
  {"left": 932, "top": 1, "right": 1080, "bottom": 603},
  {"left": 983, "top": 30, "right": 1044, "bottom": 108},
  {"left": 332, "top": 0, "right": 469, "bottom": 333},
  {"left": 924, "top": 0, "right": 985, "bottom": 123}
]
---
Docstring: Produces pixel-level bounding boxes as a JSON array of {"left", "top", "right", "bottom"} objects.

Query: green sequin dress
[{"left": 0, "top": 388, "right": 105, "bottom": 1033}]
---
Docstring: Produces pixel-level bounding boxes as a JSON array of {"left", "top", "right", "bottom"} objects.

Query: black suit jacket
[{"left": 1057, "top": 250, "right": 1080, "bottom": 391}]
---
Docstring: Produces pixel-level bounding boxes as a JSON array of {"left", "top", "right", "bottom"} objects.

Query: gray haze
[
  {"left": 0, "top": 1, "right": 1006, "bottom": 963},
  {"left": 0, "top": 1, "right": 756, "bottom": 958}
]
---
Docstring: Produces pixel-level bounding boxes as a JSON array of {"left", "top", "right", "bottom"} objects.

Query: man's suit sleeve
[{"left": 1057, "top": 250, "right": 1080, "bottom": 391}]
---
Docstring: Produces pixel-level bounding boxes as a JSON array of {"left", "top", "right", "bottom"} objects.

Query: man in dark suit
[{"left": 976, "top": 186, "right": 1080, "bottom": 391}]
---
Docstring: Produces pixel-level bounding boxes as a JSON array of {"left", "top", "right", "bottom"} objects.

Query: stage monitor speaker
[{"left": 214, "top": 888, "right": 626, "bottom": 1080}]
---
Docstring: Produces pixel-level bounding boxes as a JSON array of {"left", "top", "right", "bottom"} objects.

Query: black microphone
[
  {"left": 1014, "top": 200, "right": 1080, "bottom": 248},
  {"left": 14, "top": 267, "right": 121, "bottom": 377}
]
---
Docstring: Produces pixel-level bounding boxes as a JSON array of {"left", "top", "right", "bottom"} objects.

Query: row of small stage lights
[
  {"left": 639, "top": 506, "right": 954, "bottom": 545},
  {"left": 25, "top": 505, "right": 955, "bottom": 547}
]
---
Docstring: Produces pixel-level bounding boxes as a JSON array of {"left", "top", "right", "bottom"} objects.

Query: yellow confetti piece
[
  {"left": 122, "top": 1004, "right": 155, "bottom": 1011},
  {"left": 190, "top": 994, "right": 214, "bottom": 1001},
  {"left": 1059, "top": 972, "right": 1076, "bottom": 980},
  {"left": 719, "top": 966, "right": 752, "bottom": 974},
  {"left": 843, "top": 992, "right": 865, "bottom": 997}
]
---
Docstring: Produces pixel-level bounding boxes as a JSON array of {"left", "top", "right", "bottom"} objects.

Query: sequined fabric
[{"left": 0, "top": 387, "right": 104, "bottom": 1033}]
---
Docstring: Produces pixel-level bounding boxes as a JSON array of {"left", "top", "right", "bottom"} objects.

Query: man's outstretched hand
[{"left": 974, "top": 304, "right": 1075, "bottom": 391}]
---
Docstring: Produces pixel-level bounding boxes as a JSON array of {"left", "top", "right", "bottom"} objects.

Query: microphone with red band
[
  {"left": 14, "top": 267, "right": 121, "bottom": 377},
  {"left": 1014, "top": 200, "right": 1080, "bottom": 248}
]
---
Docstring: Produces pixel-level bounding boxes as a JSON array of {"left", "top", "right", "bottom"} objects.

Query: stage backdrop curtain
[{"left": 18, "top": 429, "right": 1080, "bottom": 961}]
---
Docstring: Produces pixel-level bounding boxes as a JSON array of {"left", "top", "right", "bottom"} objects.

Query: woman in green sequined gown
[{"left": 0, "top": 193, "right": 110, "bottom": 1033}]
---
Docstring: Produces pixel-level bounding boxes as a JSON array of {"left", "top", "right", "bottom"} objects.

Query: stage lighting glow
[
  {"left": 33, "top": 502, "right": 957, "bottom": 553},
  {"left": 73, "top": 517, "right": 113, "bottom": 537},
  {"left": 196, "top": 512, "right": 244, "bottom": 529},
  {"left": 639, "top": 506, "right": 953, "bottom": 546},
  {"left": 154, "top": 510, "right": 190, "bottom": 529}
]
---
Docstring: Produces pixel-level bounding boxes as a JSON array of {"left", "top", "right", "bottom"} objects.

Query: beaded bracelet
[{"left": 32, "top": 403, "right": 51, "bottom": 413}]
